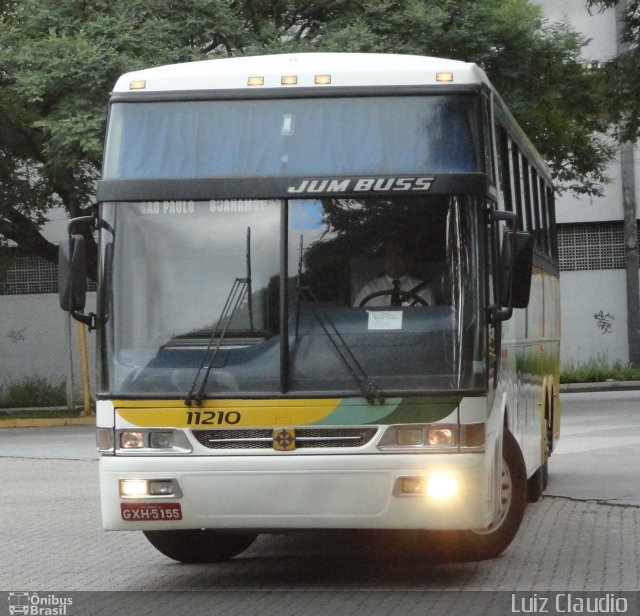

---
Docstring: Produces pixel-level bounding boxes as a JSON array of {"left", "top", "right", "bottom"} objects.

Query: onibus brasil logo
[{"left": 8, "top": 593, "right": 72, "bottom": 616}]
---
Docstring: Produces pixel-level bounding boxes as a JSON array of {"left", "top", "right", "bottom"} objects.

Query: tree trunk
[{"left": 617, "top": 0, "right": 640, "bottom": 365}]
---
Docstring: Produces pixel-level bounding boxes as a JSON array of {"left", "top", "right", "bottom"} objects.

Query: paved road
[
  {"left": 0, "top": 424, "right": 98, "bottom": 460},
  {"left": 546, "top": 391, "right": 640, "bottom": 505},
  {"left": 1, "top": 392, "right": 639, "bottom": 614}
]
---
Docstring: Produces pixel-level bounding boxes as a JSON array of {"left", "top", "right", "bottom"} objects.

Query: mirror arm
[
  {"left": 68, "top": 215, "right": 96, "bottom": 234},
  {"left": 72, "top": 311, "right": 96, "bottom": 330}
]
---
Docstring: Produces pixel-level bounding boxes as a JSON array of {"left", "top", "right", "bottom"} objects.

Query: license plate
[{"left": 121, "top": 502, "right": 182, "bottom": 521}]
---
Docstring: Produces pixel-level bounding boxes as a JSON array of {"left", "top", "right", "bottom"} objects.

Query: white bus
[{"left": 60, "top": 53, "right": 560, "bottom": 562}]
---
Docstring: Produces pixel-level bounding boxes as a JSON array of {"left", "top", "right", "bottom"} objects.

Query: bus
[{"left": 59, "top": 53, "right": 560, "bottom": 563}]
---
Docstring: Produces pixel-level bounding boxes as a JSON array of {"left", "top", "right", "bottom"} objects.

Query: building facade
[{"left": 537, "top": 0, "right": 639, "bottom": 368}]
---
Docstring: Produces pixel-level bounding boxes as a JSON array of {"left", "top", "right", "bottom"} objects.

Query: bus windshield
[
  {"left": 103, "top": 95, "right": 484, "bottom": 179},
  {"left": 101, "top": 196, "right": 486, "bottom": 398}
]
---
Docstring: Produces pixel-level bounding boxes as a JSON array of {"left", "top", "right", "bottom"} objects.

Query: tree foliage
[
  {"left": 588, "top": 0, "right": 640, "bottom": 141},
  {"left": 0, "top": 0, "right": 617, "bottom": 270}
]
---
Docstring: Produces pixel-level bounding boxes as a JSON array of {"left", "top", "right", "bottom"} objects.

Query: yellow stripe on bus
[{"left": 114, "top": 398, "right": 342, "bottom": 428}]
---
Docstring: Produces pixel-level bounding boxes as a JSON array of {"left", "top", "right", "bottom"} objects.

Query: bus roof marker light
[
  {"left": 281, "top": 75, "right": 298, "bottom": 85},
  {"left": 247, "top": 76, "right": 264, "bottom": 86},
  {"left": 314, "top": 74, "right": 332, "bottom": 85},
  {"left": 436, "top": 72, "right": 454, "bottom": 82},
  {"left": 129, "top": 80, "right": 147, "bottom": 90}
]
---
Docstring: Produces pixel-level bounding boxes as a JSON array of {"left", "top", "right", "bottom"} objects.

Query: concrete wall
[
  {"left": 0, "top": 293, "right": 96, "bottom": 393},
  {"left": 559, "top": 270, "right": 629, "bottom": 366}
]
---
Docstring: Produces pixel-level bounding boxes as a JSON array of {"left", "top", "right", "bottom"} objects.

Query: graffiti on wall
[
  {"left": 6, "top": 328, "right": 26, "bottom": 343},
  {"left": 593, "top": 310, "right": 615, "bottom": 335}
]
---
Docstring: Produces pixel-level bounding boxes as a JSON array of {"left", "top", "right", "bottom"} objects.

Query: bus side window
[
  {"left": 496, "top": 125, "right": 513, "bottom": 213},
  {"left": 510, "top": 143, "right": 525, "bottom": 231}
]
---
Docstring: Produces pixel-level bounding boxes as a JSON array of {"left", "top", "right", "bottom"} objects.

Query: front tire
[
  {"left": 466, "top": 429, "right": 527, "bottom": 558},
  {"left": 442, "top": 428, "right": 527, "bottom": 561},
  {"left": 143, "top": 530, "right": 258, "bottom": 563}
]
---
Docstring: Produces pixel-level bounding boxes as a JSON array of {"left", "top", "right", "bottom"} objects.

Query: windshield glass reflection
[{"left": 101, "top": 197, "right": 485, "bottom": 397}]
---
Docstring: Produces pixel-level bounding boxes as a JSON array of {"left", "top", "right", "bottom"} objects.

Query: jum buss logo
[{"left": 8, "top": 593, "right": 73, "bottom": 616}]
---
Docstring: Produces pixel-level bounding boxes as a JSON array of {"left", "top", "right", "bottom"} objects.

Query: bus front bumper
[{"left": 100, "top": 452, "right": 493, "bottom": 531}]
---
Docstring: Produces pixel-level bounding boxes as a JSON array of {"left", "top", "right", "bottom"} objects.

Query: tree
[
  {"left": 588, "top": 0, "right": 640, "bottom": 141},
  {"left": 0, "top": 0, "right": 617, "bottom": 277},
  {"left": 0, "top": 0, "right": 248, "bottom": 274},
  {"left": 587, "top": 0, "right": 640, "bottom": 366},
  {"left": 315, "top": 0, "right": 614, "bottom": 195}
]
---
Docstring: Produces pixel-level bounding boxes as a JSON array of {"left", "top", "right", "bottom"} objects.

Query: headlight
[
  {"left": 378, "top": 423, "right": 485, "bottom": 451},
  {"left": 426, "top": 473, "right": 458, "bottom": 499},
  {"left": 397, "top": 427, "right": 423, "bottom": 446},
  {"left": 119, "top": 478, "right": 182, "bottom": 498},
  {"left": 115, "top": 429, "right": 192, "bottom": 454},
  {"left": 120, "top": 431, "right": 146, "bottom": 449},
  {"left": 394, "top": 473, "right": 458, "bottom": 499},
  {"left": 426, "top": 427, "right": 455, "bottom": 446},
  {"left": 120, "top": 479, "right": 148, "bottom": 496},
  {"left": 149, "top": 431, "right": 174, "bottom": 449}
]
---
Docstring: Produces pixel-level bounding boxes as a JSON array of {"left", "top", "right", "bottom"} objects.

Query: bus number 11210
[{"left": 185, "top": 410, "right": 241, "bottom": 425}]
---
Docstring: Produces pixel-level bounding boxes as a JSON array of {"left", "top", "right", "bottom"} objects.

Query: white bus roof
[{"left": 113, "top": 53, "right": 492, "bottom": 93}]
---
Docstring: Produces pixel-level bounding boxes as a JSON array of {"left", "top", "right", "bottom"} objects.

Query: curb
[{"left": 559, "top": 381, "right": 640, "bottom": 393}]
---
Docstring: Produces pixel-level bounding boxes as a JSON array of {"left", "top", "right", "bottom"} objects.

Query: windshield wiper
[
  {"left": 295, "top": 236, "right": 383, "bottom": 404},
  {"left": 185, "top": 277, "right": 249, "bottom": 406},
  {"left": 185, "top": 228, "right": 254, "bottom": 406}
]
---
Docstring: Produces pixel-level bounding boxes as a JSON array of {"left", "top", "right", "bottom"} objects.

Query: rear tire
[
  {"left": 527, "top": 460, "right": 547, "bottom": 502},
  {"left": 529, "top": 408, "right": 552, "bottom": 502},
  {"left": 143, "top": 530, "right": 257, "bottom": 563},
  {"left": 541, "top": 458, "right": 549, "bottom": 490}
]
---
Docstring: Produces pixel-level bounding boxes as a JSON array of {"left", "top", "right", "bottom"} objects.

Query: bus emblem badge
[{"left": 273, "top": 428, "right": 296, "bottom": 451}]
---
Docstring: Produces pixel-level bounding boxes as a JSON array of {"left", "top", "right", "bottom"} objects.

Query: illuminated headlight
[
  {"left": 119, "top": 479, "right": 181, "bottom": 498},
  {"left": 426, "top": 473, "right": 458, "bottom": 500},
  {"left": 114, "top": 428, "right": 192, "bottom": 453},
  {"left": 426, "top": 427, "right": 455, "bottom": 446},
  {"left": 120, "top": 431, "right": 145, "bottom": 449},
  {"left": 378, "top": 423, "right": 484, "bottom": 451},
  {"left": 120, "top": 479, "right": 148, "bottom": 497},
  {"left": 395, "top": 473, "right": 458, "bottom": 499},
  {"left": 378, "top": 424, "right": 458, "bottom": 450}
]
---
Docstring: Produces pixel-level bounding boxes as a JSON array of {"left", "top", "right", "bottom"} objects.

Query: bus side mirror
[
  {"left": 59, "top": 234, "right": 94, "bottom": 328},
  {"left": 499, "top": 230, "right": 533, "bottom": 309}
]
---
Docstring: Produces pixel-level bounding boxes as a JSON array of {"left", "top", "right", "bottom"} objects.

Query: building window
[
  {"left": 0, "top": 250, "right": 96, "bottom": 295},
  {"left": 558, "top": 223, "right": 626, "bottom": 271}
]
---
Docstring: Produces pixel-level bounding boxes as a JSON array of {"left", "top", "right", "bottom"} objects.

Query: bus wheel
[
  {"left": 530, "top": 412, "right": 552, "bottom": 501},
  {"left": 455, "top": 429, "right": 527, "bottom": 560},
  {"left": 527, "top": 461, "right": 547, "bottom": 502},
  {"left": 143, "top": 530, "right": 257, "bottom": 563}
]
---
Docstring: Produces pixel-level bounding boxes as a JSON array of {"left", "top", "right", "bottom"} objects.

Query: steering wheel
[{"left": 358, "top": 288, "right": 428, "bottom": 307}]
